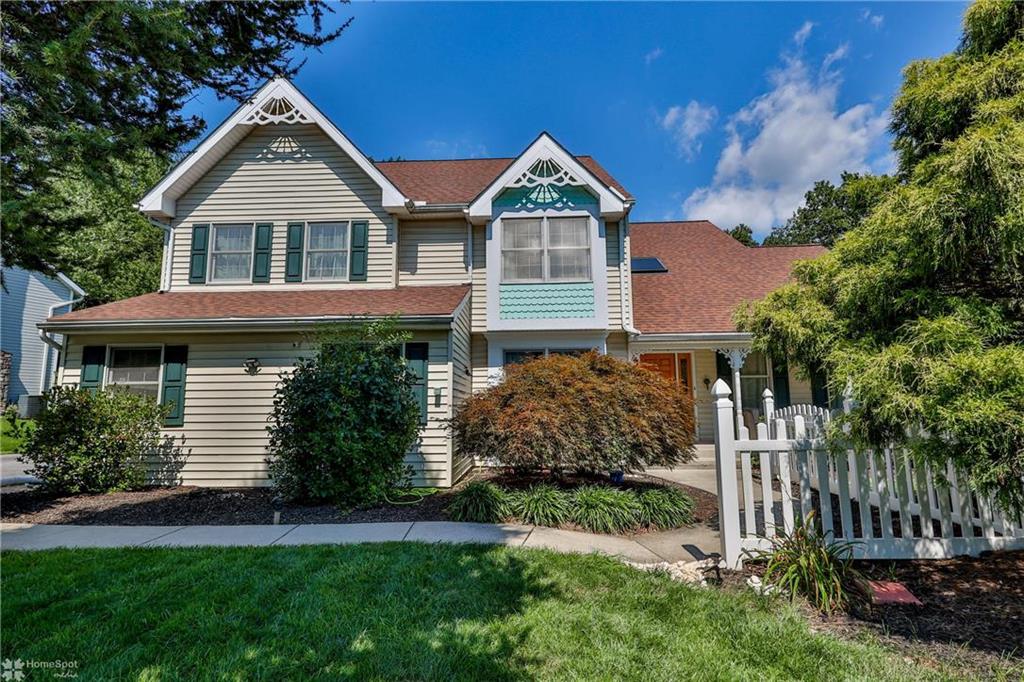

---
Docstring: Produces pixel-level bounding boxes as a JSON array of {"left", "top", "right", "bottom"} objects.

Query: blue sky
[{"left": 184, "top": 2, "right": 966, "bottom": 237}]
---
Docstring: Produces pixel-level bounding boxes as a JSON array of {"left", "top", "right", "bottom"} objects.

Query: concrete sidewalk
[{"left": 0, "top": 520, "right": 719, "bottom": 563}]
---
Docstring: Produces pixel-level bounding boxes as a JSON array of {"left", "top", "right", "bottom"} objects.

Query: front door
[{"left": 639, "top": 353, "right": 676, "bottom": 383}]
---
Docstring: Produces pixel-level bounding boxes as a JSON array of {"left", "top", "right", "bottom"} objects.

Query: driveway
[{"left": 0, "top": 456, "right": 39, "bottom": 486}]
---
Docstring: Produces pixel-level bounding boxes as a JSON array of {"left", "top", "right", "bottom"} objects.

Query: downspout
[
  {"left": 618, "top": 211, "right": 641, "bottom": 339},
  {"left": 38, "top": 284, "right": 85, "bottom": 393},
  {"left": 147, "top": 217, "right": 173, "bottom": 292}
]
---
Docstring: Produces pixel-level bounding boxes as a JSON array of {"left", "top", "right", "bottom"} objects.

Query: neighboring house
[
  {"left": 1, "top": 266, "right": 85, "bottom": 413},
  {"left": 40, "top": 78, "right": 825, "bottom": 487}
]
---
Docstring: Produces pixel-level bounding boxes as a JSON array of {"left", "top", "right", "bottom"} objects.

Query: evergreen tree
[
  {"left": 738, "top": 0, "right": 1024, "bottom": 511},
  {"left": 727, "top": 223, "right": 758, "bottom": 247}
]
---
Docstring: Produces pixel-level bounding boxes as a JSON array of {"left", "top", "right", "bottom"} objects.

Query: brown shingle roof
[
  {"left": 374, "top": 155, "right": 633, "bottom": 204},
  {"left": 46, "top": 285, "right": 470, "bottom": 325},
  {"left": 630, "top": 221, "right": 826, "bottom": 334}
]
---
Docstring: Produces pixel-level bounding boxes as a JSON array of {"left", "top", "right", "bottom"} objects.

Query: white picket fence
[{"left": 711, "top": 379, "right": 1024, "bottom": 568}]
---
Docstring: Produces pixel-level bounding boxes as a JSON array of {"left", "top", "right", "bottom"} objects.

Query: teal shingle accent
[
  {"left": 494, "top": 185, "right": 597, "bottom": 210},
  {"left": 499, "top": 283, "right": 595, "bottom": 320}
]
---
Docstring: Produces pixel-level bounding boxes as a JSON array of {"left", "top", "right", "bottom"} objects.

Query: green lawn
[
  {"left": 1, "top": 544, "right": 944, "bottom": 681},
  {"left": 0, "top": 416, "right": 34, "bottom": 454}
]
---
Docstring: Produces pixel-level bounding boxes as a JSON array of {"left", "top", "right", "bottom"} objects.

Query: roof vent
[{"left": 631, "top": 257, "right": 668, "bottom": 273}]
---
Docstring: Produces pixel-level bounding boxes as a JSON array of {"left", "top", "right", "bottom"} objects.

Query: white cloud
[
  {"left": 793, "top": 21, "right": 814, "bottom": 47},
  {"left": 860, "top": 8, "right": 884, "bottom": 29},
  {"left": 822, "top": 43, "right": 849, "bottom": 74},
  {"left": 658, "top": 101, "right": 718, "bottom": 161},
  {"left": 644, "top": 47, "right": 664, "bottom": 65},
  {"left": 681, "top": 49, "right": 889, "bottom": 233}
]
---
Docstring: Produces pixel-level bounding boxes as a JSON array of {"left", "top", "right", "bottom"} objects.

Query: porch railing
[{"left": 711, "top": 379, "right": 1024, "bottom": 568}]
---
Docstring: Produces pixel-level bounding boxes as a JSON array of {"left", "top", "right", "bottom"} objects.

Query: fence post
[
  {"left": 712, "top": 379, "right": 743, "bottom": 569},
  {"left": 762, "top": 388, "right": 774, "bottom": 438}
]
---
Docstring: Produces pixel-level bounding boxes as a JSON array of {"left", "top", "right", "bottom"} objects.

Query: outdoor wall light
[
  {"left": 243, "top": 357, "right": 262, "bottom": 376},
  {"left": 703, "top": 376, "right": 711, "bottom": 391}
]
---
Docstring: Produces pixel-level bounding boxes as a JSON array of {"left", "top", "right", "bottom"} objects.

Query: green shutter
[
  {"left": 811, "top": 366, "right": 830, "bottom": 408},
  {"left": 349, "top": 220, "right": 368, "bottom": 282},
  {"left": 405, "top": 343, "right": 429, "bottom": 425},
  {"left": 252, "top": 223, "right": 273, "bottom": 283},
  {"left": 771, "top": 358, "right": 791, "bottom": 409},
  {"left": 161, "top": 346, "right": 188, "bottom": 427},
  {"left": 188, "top": 224, "right": 210, "bottom": 284},
  {"left": 80, "top": 346, "right": 106, "bottom": 394},
  {"left": 285, "top": 222, "right": 304, "bottom": 282}
]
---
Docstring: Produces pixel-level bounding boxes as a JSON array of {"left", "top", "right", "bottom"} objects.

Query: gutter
[
  {"left": 38, "top": 275, "right": 86, "bottom": 393},
  {"left": 39, "top": 313, "right": 457, "bottom": 334}
]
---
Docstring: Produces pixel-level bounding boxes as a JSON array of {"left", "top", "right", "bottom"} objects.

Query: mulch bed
[
  {"left": 0, "top": 468, "right": 718, "bottom": 533},
  {"left": 720, "top": 551, "right": 1024, "bottom": 676}
]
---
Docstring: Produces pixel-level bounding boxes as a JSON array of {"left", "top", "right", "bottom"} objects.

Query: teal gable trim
[
  {"left": 493, "top": 185, "right": 597, "bottom": 211},
  {"left": 499, "top": 283, "right": 595, "bottom": 320}
]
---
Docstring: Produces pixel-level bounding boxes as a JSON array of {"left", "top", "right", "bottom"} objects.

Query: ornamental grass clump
[
  {"left": 635, "top": 487, "right": 695, "bottom": 530},
  {"left": 571, "top": 485, "right": 642, "bottom": 534},
  {"left": 753, "top": 512, "right": 864, "bottom": 614},
  {"left": 448, "top": 481, "right": 511, "bottom": 523},
  {"left": 511, "top": 484, "right": 571, "bottom": 527},
  {"left": 451, "top": 352, "right": 695, "bottom": 477}
]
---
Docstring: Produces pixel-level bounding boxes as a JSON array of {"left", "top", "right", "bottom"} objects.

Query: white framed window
[
  {"left": 305, "top": 221, "right": 350, "bottom": 281},
  {"left": 210, "top": 223, "right": 254, "bottom": 282},
  {"left": 501, "top": 216, "right": 590, "bottom": 283},
  {"left": 106, "top": 347, "right": 162, "bottom": 399},
  {"left": 740, "top": 352, "right": 770, "bottom": 407},
  {"left": 502, "top": 347, "right": 594, "bottom": 366}
]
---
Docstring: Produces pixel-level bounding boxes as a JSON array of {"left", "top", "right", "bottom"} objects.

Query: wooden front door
[{"left": 639, "top": 353, "right": 676, "bottom": 383}]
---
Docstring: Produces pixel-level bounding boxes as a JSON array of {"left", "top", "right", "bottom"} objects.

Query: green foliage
[
  {"left": 635, "top": 487, "right": 695, "bottom": 530},
  {"left": 22, "top": 386, "right": 166, "bottom": 493},
  {"left": 570, "top": 485, "right": 642, "bottom": 534},
  {"left": 2, "top": 0, "right": 349, "bottom": 274},
  {"left": 266, "top": 319, "right": 422, "bottom": 506},
  {"left": 510, "top": 484, "right": 571, "bottom": 527},
  {"left": 763, "top": 172, "right": 897, "bottom": 247},
  {"left": 752, "top": 513, "right": 863, "bottom": 615},
  {"left": 1, "top": 406, "right": 34, "bottom": 453},
  {"left": 452, "top": 352, "right": 695, "bottom": 476},
  {"left": 448, "top": 481, "right": 511, "bottom": 523},
  {"left": 738, "top": 0, "right": 1024, "bottom": 511},
  {"left": 727, "top": 223, "right": 758, "bottom": 247}
]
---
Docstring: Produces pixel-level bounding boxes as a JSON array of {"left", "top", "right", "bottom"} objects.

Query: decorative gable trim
[
  {"left": 139, "top": 78, "right": 408, "bottom": 218},
  {"left": 467, "top": 133, "right": 627, "bottom": 221}
]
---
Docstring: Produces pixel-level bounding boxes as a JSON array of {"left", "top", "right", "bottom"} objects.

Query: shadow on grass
[{"left": 0, "top": 543, "right": 552, "bottom": 680}]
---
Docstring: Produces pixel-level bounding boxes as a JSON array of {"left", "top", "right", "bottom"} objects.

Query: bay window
[{"left": 501, "top": 216, "right": 590, "bottom": 283}]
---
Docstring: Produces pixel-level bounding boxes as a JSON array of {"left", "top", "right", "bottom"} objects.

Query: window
[
  {"left": 305, "top": 221, "right": 349, "bottom": 281},
  {"left": 740, "top": 352, "right": 770, "bottom": 407},
  {"left": 106, "top": 347, "right": 162, "bottom": 399},
  {"left": 210, "top": 224, "right": 253, "bottom": 282},
  {"left": 501, "top": 216, "right": 590, "bottom": 283},
  {"left": 630, "top": 257, "right": 668, "bottom": 273},
  {"left": 503, "top": 349, "right": 544, "bottom": 366}
]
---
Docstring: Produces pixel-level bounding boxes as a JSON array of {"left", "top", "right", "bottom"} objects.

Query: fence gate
[{"left": 710, "top": 379, "right": 1024, "bottom": 569}]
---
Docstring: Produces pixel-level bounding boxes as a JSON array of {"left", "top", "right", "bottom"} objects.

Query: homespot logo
[{"left": 2, "top": 658, "right": 80, "bottom": 679}]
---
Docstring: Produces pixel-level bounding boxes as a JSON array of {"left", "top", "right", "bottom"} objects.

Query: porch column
[{"left": 715, "top": 347, "right": 750, "bottom": 436}]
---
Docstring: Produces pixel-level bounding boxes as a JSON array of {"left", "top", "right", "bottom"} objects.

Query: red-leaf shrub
[{"left": 451, "top": 352, "right": 695, "bottom": 475}]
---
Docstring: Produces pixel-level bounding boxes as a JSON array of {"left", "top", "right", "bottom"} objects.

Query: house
[
  {"left": 39, "top": 78, "right": 826, "bottom": 487},
  {"left": 1, "top": 265, "right": 85, "bottom": 415}
]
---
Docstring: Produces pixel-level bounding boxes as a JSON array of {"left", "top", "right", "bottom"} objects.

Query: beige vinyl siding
[
  {"left": 692, "top": 349, "right": 718, "bottom": 443},
  {"left": 398, "top": 219, "right": 469, "bottom": 285},
  {"left": 606, "top": 220, "right": 622, "bottom": 329},
  {"left": 168, "top": 124, "right": 395, "bottom": 289},
  {"left": 606, "top": 331, "right": 628, "bottom": 360},
  {"left": 470, "top": 224, "right": 487, "bottom": 332},
  {"left": 61, "top": 331, "right": 455, "bottom": 487},
  {"left": 450, "top": 300, "right": 474, "bottom": 482},
  {"left": 470, "top": 334, "right": 489, "bottom": 394},
  {"left": 788, "top": 366, "right": 814, "bottom": 405}
]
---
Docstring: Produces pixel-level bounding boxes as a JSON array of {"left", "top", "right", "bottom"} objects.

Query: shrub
[
  {"left": 267, "top": 320, "right": 422, "bottom": 506},
  {"left": 23, "top": 386, "right": 166, "bottom": 493},
  {"left": 451, "top": 352, "right": 695, "bottom": 476},
  {"left": 636, "top": 487, "right": 695, "bottom": 529},
  {"left": 512, "top": 484, "right": 571, "bottom": 527},
  {"left": 752, "top": 512, "right": 863, "bottom": 614},
  {"left": 448, "top": 481, "right": 510, "bottom": 523},
  {"left": 571, "top": 485, "right": 641, "bottom": 534}
]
